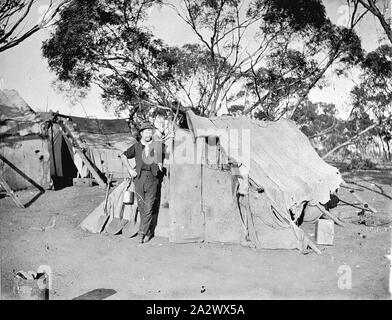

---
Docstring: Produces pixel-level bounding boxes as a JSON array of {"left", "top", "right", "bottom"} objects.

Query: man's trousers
[{"left": 135, "top": 170, "right": 161, "bottom": 237}]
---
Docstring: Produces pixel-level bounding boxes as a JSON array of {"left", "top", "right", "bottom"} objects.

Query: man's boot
[{"left": 144, "top": 232, "right": 154, "bottom": 243}]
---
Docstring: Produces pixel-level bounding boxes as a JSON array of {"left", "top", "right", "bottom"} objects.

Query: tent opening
[{"left": 49, "top": 131, "right": 78, "bottom": 190}]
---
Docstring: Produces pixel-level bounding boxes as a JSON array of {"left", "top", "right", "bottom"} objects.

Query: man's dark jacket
[{"left": 123, "top": 140, "right": 164, "bottom": 178}]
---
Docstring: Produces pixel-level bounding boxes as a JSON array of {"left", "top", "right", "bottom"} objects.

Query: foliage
[
  {"left": 349, "top": 0, "right": 392, "bottom": 45},
  {"left": 346, "top": 156, "right": 376, "bottom": 171},
  {"left": 248, "top": 49, "right": 326, "bottom": 120},
  {"left": 43, "top": 0, "right": 364, "bottom": 120},
  {"left": 352, "top": 45, "right": 392, "bottom": 117},
  {"left": 350, "top": 44, "right": 392, "bottom": 160},
  {"left": 301, "top": 44, "right": 392, "bottom": 162},
  {"left": 291, "top": 99, "right": 385, "bottom": 162},
  {"left": 227, "top": 104, "right": 244, "bottom": 115},
  {"left": 246, "top": 21, "right": 363, "bottom": 120},
  {"left": 292, "top": 100, "right": 338, "bottom": 138},
  {"left": 0, "top": 0, "right": 65, "bottom": 53}
]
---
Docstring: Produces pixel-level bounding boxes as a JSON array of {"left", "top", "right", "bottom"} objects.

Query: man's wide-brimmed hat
[{"left": 138, "top": 122, "right": 156, "bottom": 133}]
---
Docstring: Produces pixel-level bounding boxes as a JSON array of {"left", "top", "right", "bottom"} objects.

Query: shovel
[
  {"left": 122, "top": 208, "right": 140, "bottom": 238},
  {"left": 105, "top": 179, "right": 131, "bottom": 235},
  {"left": 95, "top": 174, "right": 113, "bottom": 233},
  {"left": 122, "top": 179, "right": 140, "bottom": 238}
]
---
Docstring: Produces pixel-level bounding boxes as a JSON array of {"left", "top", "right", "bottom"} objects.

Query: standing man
[{"left": 120, "top": 122, "right": 164, "bottom": 243}]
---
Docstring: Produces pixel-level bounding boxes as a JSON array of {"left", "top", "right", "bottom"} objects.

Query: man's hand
[{"left": 128, "top": 170, "right": 137, "bottom": 178}]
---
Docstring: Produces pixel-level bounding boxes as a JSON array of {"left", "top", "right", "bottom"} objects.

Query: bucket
[
  {"left": 13, "top": 272, "right": 49, "bottom": 300},
  {"left": 123, "top": 190, "right": 134, "bottom": 205}
]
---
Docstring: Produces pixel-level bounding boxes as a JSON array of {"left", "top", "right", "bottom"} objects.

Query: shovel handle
[
  {"left": 104, "top": 174, "right": 113, "bottom": 216},
  {"left": 125, "top": 176, "right": 133, "bottom": 189}
]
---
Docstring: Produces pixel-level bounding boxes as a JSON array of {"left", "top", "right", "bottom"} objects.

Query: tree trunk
[
  {"left": 309, "top": 123, "right": 337, "bottom": 139},
  {"left": 289, "top": 57, "right": 334, "bottom": 119},
  {"left": 385, "top": 139, "right": 391, "bottom": 161},
  {"left": 358, "top": 0, "right": 392, "bottom": 45},
  {"left": 208, "top": 86, "right": 222, "bottom": 117},
  {"left": 243, "top": 92, "right": 269, "bottom": 115},
  {"left": 379, "top": 133, "right": 388, "bottom": 160},
  {"left": 322, "top": 123, "right": 377, "bottom": 159},
  {"left": 371, "top": 141, "right": 376, "bottom": 159}
]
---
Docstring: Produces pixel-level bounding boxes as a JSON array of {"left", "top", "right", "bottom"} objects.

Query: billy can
[{"left": 123, "top": 190, "right": 134, "bottom": 204}]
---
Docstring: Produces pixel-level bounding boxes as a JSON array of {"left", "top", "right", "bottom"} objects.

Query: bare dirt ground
[{"left": 1, "top": 169, "right": 391, "bottom": 300}]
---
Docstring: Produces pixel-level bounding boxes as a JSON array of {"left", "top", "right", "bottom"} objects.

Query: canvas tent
[
  {"left": 1, "top": 89, "right": 135, "bottom": 192},
  {"left": 0, "top": 89, "right": 51, "bottom": 190},
  {"left": 81, "top": 110, "right": 343, "bottom": 252},
  {"left": 41, "top": 112, "right": 136, "bottom": 189}
]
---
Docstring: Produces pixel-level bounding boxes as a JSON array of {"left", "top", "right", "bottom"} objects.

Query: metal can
[
  {"left": 13, "top": 272, "right": 49, "bottom": 300},
  {"left": 123, "top": 190, "right": 134, "bottom": 205}
]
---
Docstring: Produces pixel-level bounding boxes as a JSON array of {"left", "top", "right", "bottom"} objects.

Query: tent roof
[
  {"left": 51, "top": 113, "right": 135, "bottom": 151},
  {"left": 186, "top": 111, "right": 343, "bottom": 214},
  {"left": 0, "top": 89, "right": 42, "bottom": 138},
  {"left": 0, "top": 89, "right": 36, "bottom": 120},
  {"left": 63, "top": 115, "right": 132, "bottom": 134}
]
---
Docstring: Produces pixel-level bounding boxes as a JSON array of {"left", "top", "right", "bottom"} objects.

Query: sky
[{"left": 0, "top": 0, "right": 389, "bottom": 119}]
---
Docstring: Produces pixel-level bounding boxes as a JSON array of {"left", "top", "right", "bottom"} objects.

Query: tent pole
[
  {"left": 0, "top": 175, "right": 25, "bottom": 208},
  {"left": 303, "top": 233, "right": 322, "bottom": 255},
  {"left": 315, "top": 203, "right": 345, "bottom": 227},
  {"left": 341, "top": 182, "right": 378, "bottom": 214},
  {"left": 0, "top": 154, "right": 46, "bottom": 208},
  {"left": 349, "top": 190, "right": 378, "bottom": 214},
  {"left": 50, "top": 123, "right": 57, "bottom": 177},
  {"left": 57, "top": 120, "right": 107, "bottom": 189},
  {"left": 74, "top": 148, "right": 106, "bottom": 189},
  {"left": 0, "top": 154, "right": 44, "bottom": 192}
]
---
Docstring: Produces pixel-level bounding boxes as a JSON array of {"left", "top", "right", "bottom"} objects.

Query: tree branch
[{"left": 322, "top": 122, "right": 378, "bottom": 159}]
